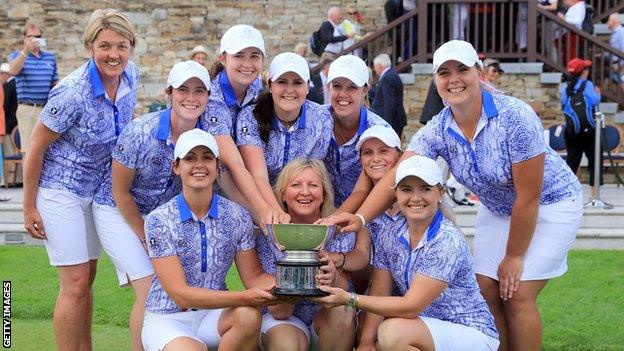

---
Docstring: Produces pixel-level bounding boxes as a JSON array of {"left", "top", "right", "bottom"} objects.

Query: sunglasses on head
[{"left": 27, "top": 35, "right": 42, "bottom": 38}]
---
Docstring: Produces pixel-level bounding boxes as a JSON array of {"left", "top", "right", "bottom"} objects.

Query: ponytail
[
  {"left": 253, "top": 89, "right": 275, "bottom": 144},
  {"left": 209, "top": 61, "right": 225, "bottom": 80}
]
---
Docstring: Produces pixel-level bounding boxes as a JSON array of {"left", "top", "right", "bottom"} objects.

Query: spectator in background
[
  {"left": 309, "top": 52, "right": 334, "bottom": 105},
  {"left": 293, "top": 42, "right": 312, "bottom": 68},
  {"left": 343, "top": 3, "right": 365, "bottom": 58},
  {"left": 189, "top": 45, "right": 210, "bottom": 67},
  {"left": 2, "top": 63, "right": 18, "bottom": 156},
  {"left": 0, "top": 69, "right": 8, "bottom": 200},
  {"left": 482, "top": 58, "right": 504, "bottom": 86},
  {"left": 607, "top": 13, "right": 624, "bottom": 89},
  {"left": 320, "top": 7, "right": 355, "bottom": 55},
  {"left": 147, "top": 88, "right": 168, "bottom": 113},
  {"left": 557, "top": 0, "right": 586, "bottom": 62},
  {"left": 537, "top": 0, "right": 562, "bottom": 64},
  {"left": 370, "top": 54, "right": 406, "bottom": 138},
  {"left": 384, "top": 0, "right": 403, "bottom": 23},
  {"left": 8, "top": 20, "right": 59, "bottom": 156},
  {"left": 560, "top": 58, "right": 602, "bottom": 198}
]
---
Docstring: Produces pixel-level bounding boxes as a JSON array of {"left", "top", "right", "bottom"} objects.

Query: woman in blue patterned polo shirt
[
  {"left": 142, "top": 129, "right": 279, "bottom": 351},
  {"left": 21, "top": 9, "right": 139, "bottom": 350},
  {"left": 323, "top": 54, "right": 390, "bottom": 210},
  {"left": 236, "top": 52, "right": 333, "bottom": 211},
  {"left": 256, "top": 158, "right": 357, "bottom": 351},
  {"left": 317, "top": 155, "right": 499, "bottom": 351},
  {"left": 330, "top": 40, "right": 583, "bottom": 351},
  {"left": 203, "top": 24, "right": 289, "bottom": 225}
]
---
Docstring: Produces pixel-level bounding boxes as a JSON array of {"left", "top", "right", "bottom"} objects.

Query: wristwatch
[{"left": 345, "top": 292, "right": 359, "bottom": 309}]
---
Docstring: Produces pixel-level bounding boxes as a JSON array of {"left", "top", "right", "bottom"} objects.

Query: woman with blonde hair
[
  {"left": 22, "top": 9, "right": 139, "bottom": 350},
  {"left": 256, "top": 158, "right": 360, "bottom": 351}
]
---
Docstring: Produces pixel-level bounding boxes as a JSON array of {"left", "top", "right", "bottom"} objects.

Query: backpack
[
  {"left": 581, "top": 4, "right": 594, "bottom": 34},
  {"left": 563, "top": 80, "right": 592, "bottom": 134},
  {"left": 310, "top": 27, "right": 324, "bottom": 56}
]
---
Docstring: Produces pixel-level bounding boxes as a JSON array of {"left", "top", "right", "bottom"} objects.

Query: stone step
[
  {"left": 460, "top": 227, "right": 624, "bottom": 250},
  {"left": 0, "top": 203, "right": 23, "bottom": 223},
  {"left": 453, "top": 206, "right": 624, "bottom": 229}
]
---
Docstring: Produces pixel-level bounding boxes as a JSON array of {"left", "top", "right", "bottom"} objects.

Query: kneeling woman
[
  {"left": 317, "top": 156, "right": 499, "bottom": 351},
  {"left": 142, "top": 129, "right": 277, "bottom": 351},
  {"left": 257, "top": 159, "right": 358, "bottom": 351}
]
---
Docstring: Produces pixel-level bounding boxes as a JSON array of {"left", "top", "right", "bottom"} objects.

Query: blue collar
[
  {"left": 481, "top": 89, "right": 499, "bottom": 120},
  {"left": 356, "top": 106, "right": 369, "bottom": 137},
  {"left": 272, "top": 101, "right": 308, "bottom": 130},
  {"left": 155, "top": 109, "right": 203, "bottom": 141},
  {"left": 155, "top": 109, "right": 173, "bottom": 141},
  {"left": 397, "top": 209, "right": 443, "bottom": 250},
  {"left": 219, "top": 71, "right": 241, "bottom": 108},
  {"left": 87, "top": 58, "right": 133, "bottom": 99},
  {"left": 177, "top": 192, "right": 219, "bottom": 222}
]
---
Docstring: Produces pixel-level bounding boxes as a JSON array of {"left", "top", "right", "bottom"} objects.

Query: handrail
[
  {"left": 538, "top": 8, "right": 624, "bottom": 58},
  {"left": 310, "top": 8, "right": 418, "bottom": 75},
  {"left": 593, "top": 1, "right": 624, "bottom": 23}
]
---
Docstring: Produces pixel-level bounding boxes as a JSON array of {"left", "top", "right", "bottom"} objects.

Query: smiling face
[
  {"left": 222, "top": 47, "right": 264, "bottom": 89},
  {"left": 174, "top": 145, "right": 218, "bottom": 190},
  {"left": 434, "top": 60, "right": 481, "bottom": 108},
  {"left": 271, "top": 71, "right": 308, "bottom": 121},
  {"left": 170, "top": 77, "right": 209, "bottom": 123},
  {"left": 329, "top": 77, "right": 368, "bottom": 121},
  {"left": 396, "top": 176, "right": 443, "bottom": 223},
  {"left": 282, "top": 167, "right": 324, "bottom": 222},
  {"left": 360, "top": 138, "right": 400, "bottom": 183},
  {"left": 89, "top": 28, "right": 132, "bottom": 84}
]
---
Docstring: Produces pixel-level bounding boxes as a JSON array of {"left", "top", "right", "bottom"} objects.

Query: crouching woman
[
  {"left": 316, "top": 156, "right": 499, "bottom": 351},
  {"left": 141, "top": 129, "right": 278, "bottom": 351}
]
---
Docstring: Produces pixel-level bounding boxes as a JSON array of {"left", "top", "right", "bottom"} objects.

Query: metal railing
[{"left": 311, "top": 0, "right": 624, "bottom": 105}]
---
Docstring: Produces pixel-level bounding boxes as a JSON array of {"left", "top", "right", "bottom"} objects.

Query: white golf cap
[
  {"left": 268, "top": 52, "right": 310, "bottom": 82},
  {"left": 191, "top": 45, "right": 208, "bottom": 55},
  {"left": 327, "top": 54, "right": 369, "bottom": 87},
  {"left": 356, "top": 125, "right": 402, "bottom": 151},
  {"left": 174, "top": 129, "right": 220, "bottom": 159},
  {"left": 0, "top": 63, "right": 9, "bottom": 73},
  {"left": 394, "top": 155, "right": 444, "bottom": 187},
  {"left": 432, "top": 40, "right": 482, "bottom": 73},
  {"left": 167, "top": 60, "right": 211, "bottom": 91},
  {"left": 219, "top": 24, "right": 266, "bottom": 56}
]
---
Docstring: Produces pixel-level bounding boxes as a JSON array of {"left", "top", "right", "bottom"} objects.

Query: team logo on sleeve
[
  {"left": 49, "top": 107, "right": 58, "bottom": 115},
  {"left": 210, "top": 116, "right": 218, "bottom": 124},
  {"left": 117, "top": 144, "right": 125, "bottom": 152},
  {"left": 242, "top": 125, "right": 249, "bottom": 135}
]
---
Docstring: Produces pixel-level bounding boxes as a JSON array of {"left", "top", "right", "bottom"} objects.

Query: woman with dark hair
[
  {"left": 560, "top": 58, "right": 602, "bottom": 198},
  {"left": 236, "top": 52, "right": 333, "bottom": 209}
]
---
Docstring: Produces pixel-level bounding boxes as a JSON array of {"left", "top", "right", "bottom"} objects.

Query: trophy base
[{"left": 272, "top": 287, "right": 328, "bottom": 297}]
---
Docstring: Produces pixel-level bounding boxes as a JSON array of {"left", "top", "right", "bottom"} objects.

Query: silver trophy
[{"left": 266, "top": 224, "right": 336, "bottom": 297}]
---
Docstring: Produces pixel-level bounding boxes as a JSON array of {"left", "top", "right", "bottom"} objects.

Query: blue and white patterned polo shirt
[
  {"left": 201, "top": 70, "right": 261, "bottom": 137},
  {"left": 39, "top": 59, "right": 139, "bottom": 199},
  {"left": 373, "top": 211, "right": 498, "bottom": 339},
  {"left": 107, "top": 109, "right": 187, "bottom": 214},
  {"left": 236, "top": 100, "right": 333, "bottom": 185},
  {"left": 325, "top": 106, "right": 389, "bottom": 207},
  {"left": 256, "top": 227, "right": 355, "bottom": 326},
  {"left": 145, "top": 193, "right": 254, "bottom": 314},
  {"left": 368, "top": 210, "right": 404, "bottom": 265},
  {"left": 8, "top": 50, "right": 59, "bottom": 104},
  {"left": 408, "top": 90, "right": 581, "bottom": 216}
]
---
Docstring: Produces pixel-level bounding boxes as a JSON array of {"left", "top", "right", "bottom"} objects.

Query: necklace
[
  {"left": 277, "top": 117, "right": 297, "bottom": 129},
  {"left": 333, "top": 122, "right": 356, "bottom": 145}
]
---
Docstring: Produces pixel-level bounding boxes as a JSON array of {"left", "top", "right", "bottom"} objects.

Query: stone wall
[{"left": 0, "top": 0, "right": 386, "bottom": 113}]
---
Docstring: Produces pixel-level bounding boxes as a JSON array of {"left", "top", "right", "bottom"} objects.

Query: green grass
[{"left": 1, "top": 247, "right": 622, "bottom": 350}]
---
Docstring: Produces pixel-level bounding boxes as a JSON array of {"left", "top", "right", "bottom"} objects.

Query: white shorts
[
  {"left": 473, "top": 193, "right": 583, "bottom": 281},
  {"left": 92, "top": 203, "right": 153, "bottom": 286},
  {"left": 261, "top": 313, "right": 310, "bottom": 345},
  {"left": 142, "top": 309, "right": 223, "bottom": 351},
  {"left": 37, "top": 187, "right": 101, "bottom": 266},
  {"left": 420, "top": 316, "right": 499, "bottom": 351}
]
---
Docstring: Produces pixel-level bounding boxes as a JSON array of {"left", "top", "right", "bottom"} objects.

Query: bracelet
[
  {"left": 354, "top": 213, "right": 366, "bottom": 227},
  {"left": 345, "top": 292, "right": 359, "bottom": 309},
  {"left": 336, "top": 252, "right": 346, "bottom": 269}
]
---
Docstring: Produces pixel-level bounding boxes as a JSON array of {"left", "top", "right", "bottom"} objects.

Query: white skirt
[{"left": 473, "top": 193, "right": 583, "bottom": 281}]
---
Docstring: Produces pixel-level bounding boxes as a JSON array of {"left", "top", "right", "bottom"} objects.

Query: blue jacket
[{"left": 559, "top": 78, "right": 601, "bottom": 133}]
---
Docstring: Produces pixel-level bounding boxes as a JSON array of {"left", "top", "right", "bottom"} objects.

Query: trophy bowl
[{"left": 267, "top": 224, "right": 336, "bottom": 297}]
